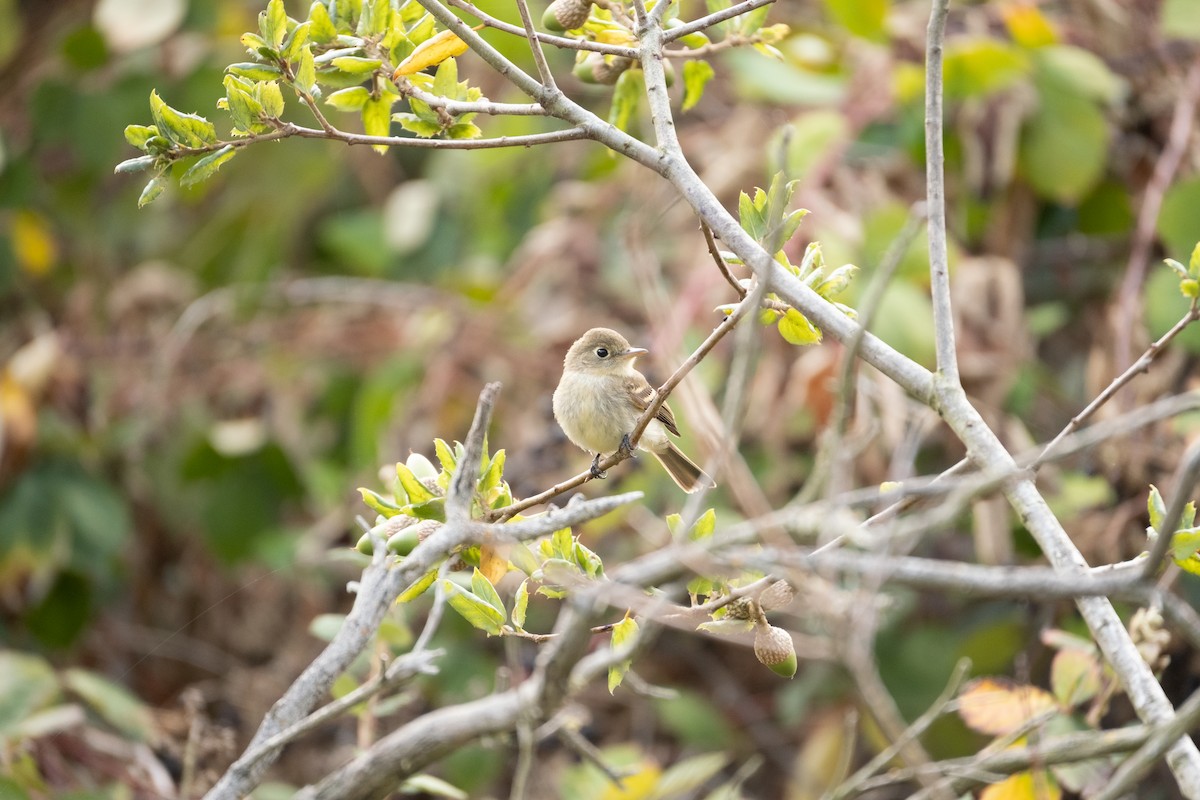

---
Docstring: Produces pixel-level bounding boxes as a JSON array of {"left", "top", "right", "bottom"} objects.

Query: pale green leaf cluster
[
  {"left": 1146, "top": 484, "right": 1200, "bottom": 576},
  {"left": 1163, "top": 242, "right": 1200, "bottom": 300},
  {"left": 727, "top": 172, "right": 858, "bottom": 346}
]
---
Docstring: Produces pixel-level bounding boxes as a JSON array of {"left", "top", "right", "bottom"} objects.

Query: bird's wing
[{"left": 625, "top": 374, "right": 681, "bottom": 437}]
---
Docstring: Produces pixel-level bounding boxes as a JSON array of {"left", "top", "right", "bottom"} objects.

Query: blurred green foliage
[{"left": 3, "top": 0, "right": 1200, "bottom": 795}]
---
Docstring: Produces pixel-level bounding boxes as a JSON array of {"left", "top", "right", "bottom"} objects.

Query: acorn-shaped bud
[
  {"left": 754, "top": 624, "right": 797, "bottom": 678},
  {"left": 758, "top": 580, "right": 795, "bottom": 612},
  {"left": 574, "top": 52, "right": 632, "bottom": 85},
  {"left": 543, "top": 0, "right": 592, "bottom": 32}
]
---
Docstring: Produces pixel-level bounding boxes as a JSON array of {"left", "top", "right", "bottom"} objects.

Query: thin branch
[
  {"left": 924, "top": 0, "right": 957, "bottom": 385},
  {"left": 445, "top": 0, "right": 639, "bottom": 58},
  {"left": 662, "top": 0, "right": 776, "bottom": 42},
  {"left": 448, "top": 382, "right": 500, "bottom": 519},
  {"left": 1114, "top": 54, "right": 1200, "bottom": 372},
  {"left": 413, "top": 0, "right": 546, "bottom": 99},
  {"left": 798, "top": 202, "right": 926, "bottom": 505},
  {"left": 1143, "top": 440, "right": 1200, "bottom": 579},
  {"left": 828, "top": 659, "right": 972, "bottom": 800},
  {"left": 278, "top": 120, "right": 590, "bottom": 149},
  {"left": 1037, "top": 298, "right": 1200, "bottom": 466},
  {"left": 701, "top": 219, "right": 747, "bottom": 298},
  {"left": 861, "top": 726, "right": 1151, "bottom": 795},
  {"left": 395, "top": 78, "right": 550, "bottom": 116},
  {"left": 633, "top": 0, "right": 682, "bottom": 156},
  {"left": 1093, "top": 684, "right": 1200, "bottom": 800},
  {"left": 513, "top": 0, "right": 558, "bottom": 88}
]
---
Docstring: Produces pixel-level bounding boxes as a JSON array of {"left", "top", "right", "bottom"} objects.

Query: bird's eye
[{"left": 596, "top": 347, "right": 609, "bottom": 358}]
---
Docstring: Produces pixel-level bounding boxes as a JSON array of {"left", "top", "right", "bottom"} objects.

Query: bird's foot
[
  {"left": 589, "top": 454, "right": 607, "bottom": 479},
  {"left": 618, "top": 433, "right": 635, "bottom": 458}
]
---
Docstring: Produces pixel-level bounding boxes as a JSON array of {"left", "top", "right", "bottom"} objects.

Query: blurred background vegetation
[{"left": 4, "top": 0, "right": 1200, "bottom": 796}]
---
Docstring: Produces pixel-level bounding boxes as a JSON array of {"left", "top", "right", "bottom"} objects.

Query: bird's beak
[{"left": 620, "top": 347, "right": 648, "bottom": 359}]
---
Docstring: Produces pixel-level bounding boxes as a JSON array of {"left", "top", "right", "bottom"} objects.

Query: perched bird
[{"left": 552, "top": 328, "right": 716, "bottom": 493}]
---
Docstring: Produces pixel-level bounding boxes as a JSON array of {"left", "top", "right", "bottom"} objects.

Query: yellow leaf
[
  {"left": 1001, "top": 2, "right": 1058, "bottom": 48},
  {"left": 10, "top": 211, "right": 58, "bottom": 277},
  {"left": 393, "top": 29, "right": 469, "bottom": 77},
  {"left": 594, "top": 28, "right": 637, "bottom": 45},
  {"left": 981, "top": 770, "right": 1061, "bottom": 800},
  {"left": 958, "top": 678, "right": 1058, "bottom": 736},
  {"left": 599, "top": 761, "right": 660, "bottom": 800},
  {"left": 478, "top": 543, "right": 510, "bottom": 584}
]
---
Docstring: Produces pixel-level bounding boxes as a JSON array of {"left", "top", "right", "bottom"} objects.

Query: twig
[
  {"left": 827, "top": 658, "right": 971, "bottom": 800},
  {"left": 859, "top": 726, "right": 1151, "bottom": 795},
  {"left": 1037, "top": 299, "right": 1200, "bottom": 466},
  {"left": 1114, "top": 54, "right": 1200, "bottom": 374},
  {"left": 1093, "top": 684, "right": 1200, "bottom": 800},
  {"left": 448, "top": 382, "right": 500, "bottom": 519},
  {"left": 513, "top": 0, "right": 558, "bottom": 88},
  {"left": 702, "top": 219, "right": 747, "bottom": 298},
  {"left": 395, "top": 78, "right": 550, "bottom": 116},
  {"left": 924, "top": 0, "right": 957, "bottom": 386},
  {"left": 662, "top": 0, "right": 777, "bottom": 42},
  {"left": 1142, "top": 440, "right": 1200, "bottom": 579},
  {"left": 445, "top": 0, "right": 639, "bottom": 58},
  {"left": 633, "top": 0, "right": 682, "bottom": 157},
  {"left": 798, "top": 202, "right": 926, "bottom": 506}
]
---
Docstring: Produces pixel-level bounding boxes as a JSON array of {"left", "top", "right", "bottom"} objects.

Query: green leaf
[
  {"left": 944, "top": 39, "right": 1029, "bottom": 100},
  {"left": 654, "top": 752, "right": 732, "bottom": 798},
  {"left": 509, "top": 541, "right": 541, "bottom": 576},
  {"left": 227, "top": 62, "right": 284, "bottom": 81},
  {"left": 402, "top": 497, "right": 446, "bottom": 521},
  {"left": 1171, "top": 528, "right": 1200, "bottom": 561},
  {"left": 224, "top": 75, "right": 268, "bottom": 133},
  {"left": 470, "top": 567, "right": 506, "bottom": 617},
  {"left": 0, "top": 651, "right": 59, "bottom": 737},
  {"left": 260, "top": 0, "right": 288, "bottom": 49},
  {"left": 552, "top": 527, "right": 574, "bottom": 561},
  {"left": 738, "top": 189, "right": 765, "bottom": 242},
  {"left": 573, "top": 540, "right": 604, "bottom": 578},
  {"left": 363, "top": 94, "right": 394, "bottom": 153},
  {"left": 282, "top": 21, "right": 311, "bottom": 62},
  {"left": 446, "top": 122, "right": 481, "bottom": 139},
  {"left": 114, "top": 155, "right": 157, "bottom": 174},
  {"left": 180, "top": 145, "right": 236, "bottom": 187},
  {"left": 331, "top": 56, "right": 383, "bottom": 73},
  {"left": 736, "top": 2, "right": 771, "bottom": 36},
  {"left": 1148, "top": 485, "right": 1166, "bottom": 534},
  {"left": 398, "top": 567, "right": 439, "bottom": 602},
  {"left": 137, "top": 175, "right": 167, "bottom": 208},
  {"left": 681, "top": 59, "right": 714, "bottom": 112},
  {"left": 608, "top": 68, "right": 643, "bottom": 133},
  {"left": 309, "top": 1, "right": 338, "bottom": 42},
  {"left": 360, "top": 0, "right": 392, "bottom": 36},
  {"left": 814, "top": 264, "right": 858, "bottom": 299},
  {"left": 433, "top": 438, "right": 458, "bottom": 474},
  {"left": 123, "top": 123, "right": 158, "bottom": 150},
  {"left": 1049, "top": 649, "right": 1101, "bottom": 708},
  {"left": 777, "top": 308, "right": 822, "bottom": 345},
  {"left": 394, "top": 114, "right": 442, "bottom": 137},
  {"left": 396, "top": 462, "right": 435, "bottom": 504},
  {"left": 62, "top": 669, "right": 154, "bottom": 741},
  {"left": 359, "top": 486, "right": 403, "bottom": 516},
  {"left": 294, "top": 46, "right": 317, "bottom": 94},
  {"left": 512, "top": 580, "right": 530, "bottom": 629},
  {"left": 690, "top": 508, "right": 716, "bottom": 540},
  {"left": 1018, "top": 76, "right": 1109, "bottom": 204},
  {"left": 822, "top": 0, "right": 887, "bottom": 40},
  {"left": 326, "top": 86, "right": 371, "bottom": 111},
  {"left": 149, "top": 90, "right": 217, "bottom": 148},
  {"left": 259, "top": 79, "right": 284, "bottom": 117},
  {"left": 665, "top": 512, "right": 683, "bottom": 536},
  {"left": 608, "top": 616, "right": 639, "bottom": 693},
  {"left": 443, "top": 580, "right": 506, "bottom": 635},
  {"left": 1191, "top": 242, "right": 1200, "bottom": 276},
  {"left": 432, "top": 57, "right": 458, "bottom": 98},
  {"left": 1034, "top": 45, "right": 1124, "bottom": 104}
]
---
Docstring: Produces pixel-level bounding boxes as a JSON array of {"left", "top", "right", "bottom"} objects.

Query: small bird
[{"left": 552, "top": 328, "right": 716, "bottom": 493}]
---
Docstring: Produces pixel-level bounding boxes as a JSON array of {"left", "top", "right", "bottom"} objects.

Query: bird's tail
[{"left": 653, "top": 442, "right": 716, "bottom": 494}]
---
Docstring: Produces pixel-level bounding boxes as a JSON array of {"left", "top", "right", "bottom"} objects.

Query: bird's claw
[
  {"left": 590, "top": 454, "right": 607, "bottom": 480},
  {"left": 618, "top": 434, "right": 634, "bottom": 457}
]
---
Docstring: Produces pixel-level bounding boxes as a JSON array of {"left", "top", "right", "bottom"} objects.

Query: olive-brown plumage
[{"left": 552, "top": 328, "right": 715, "bottom": 493}]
